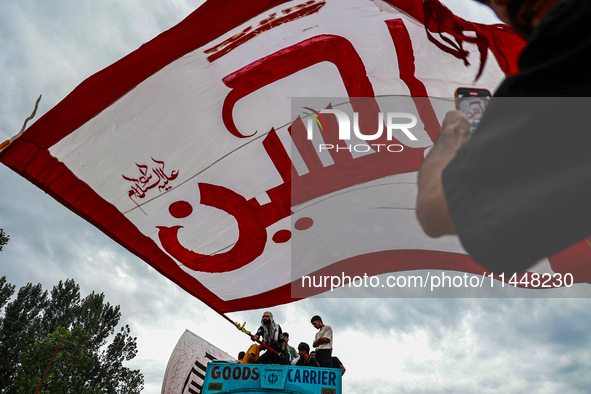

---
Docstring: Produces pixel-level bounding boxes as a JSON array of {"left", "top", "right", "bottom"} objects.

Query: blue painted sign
[{"left": 201, "top": 361, "right": 342, "bottom": 393}]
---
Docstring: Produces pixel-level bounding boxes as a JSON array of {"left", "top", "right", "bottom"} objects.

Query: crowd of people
[{"left": 236, "top": 311, "right": 345, "bottom": 375}]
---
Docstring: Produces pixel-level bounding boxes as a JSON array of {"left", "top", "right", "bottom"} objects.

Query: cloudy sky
[{"left": 2, "top": 1, "right": 591, "bottom": 393}]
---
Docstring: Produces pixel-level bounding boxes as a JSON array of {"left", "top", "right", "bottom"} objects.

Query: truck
[{"left": 200, "top": 361, "right": 342, "bottom": 394}]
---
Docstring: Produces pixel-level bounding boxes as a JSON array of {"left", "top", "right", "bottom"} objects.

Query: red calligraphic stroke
[
  {"left": 385, "top": 19, "right": 441, "bottom": 141},
  {"left": 221, "top": 34, "right": 377, "bottom": 139},
  {"left": 262, "top": 128, "right": 297, "bottom": 183},
  {"left": 157, "top": 183, "right": 267, "bottom": 273},
  {"left": 318, "top": 106, "right": 354, "bottom": 164},
  {"left": 205, "top": 0, "right": 326, "bottom": 62},
  {"left": 289, "top": 117, "right": 324, "bottom": 173}
]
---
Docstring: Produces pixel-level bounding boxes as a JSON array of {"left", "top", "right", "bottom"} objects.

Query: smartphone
[{"left": 455, "top": 87, "right": 491, "bottom": 132}]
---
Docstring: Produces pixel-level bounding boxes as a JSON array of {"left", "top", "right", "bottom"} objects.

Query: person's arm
[
  {"left": 313, "top": 337, "right": 329, "bottom": 347},
  {"left": 416, "top": 111, "right": 471, "bottom": 237},
  {"left": 253, "top": 326, "right": 264, "bottom": 341}
]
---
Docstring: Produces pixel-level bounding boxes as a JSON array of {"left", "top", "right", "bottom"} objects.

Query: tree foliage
[
  {"left": 0, "top": 228, "right": 8, "bottom": 251},
  {"left": 0, "top": 277, "right": 143, "bottom": 393}
]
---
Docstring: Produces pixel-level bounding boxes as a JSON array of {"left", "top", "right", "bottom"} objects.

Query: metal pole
[
  {"left": 230, "top": 319, "right": 280, "bottom": 356},
  {"left": 34, "top": 338, "right": 63, "bottom": 394}
]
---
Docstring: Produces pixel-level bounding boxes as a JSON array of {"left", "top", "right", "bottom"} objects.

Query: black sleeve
[
  {"left": 496, "top": 0, "right": 591, "bottom": 97},
  {"left": 277, "top": 325, "right": 284, "bottom": 345},
  {"left": 442, "top": 0, "right": 591, "bottom": 274},
  {"left": 443, "top": 97, "right": 591, "bottom": 274},
  {"left": 332, "top": 357, "right": 341, "bottom": 367},
  {"left": 256, "top": 326, "right": 264, "bottom": 338}
]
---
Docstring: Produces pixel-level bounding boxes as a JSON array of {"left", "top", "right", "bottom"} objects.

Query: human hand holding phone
[{"left": 454, "top": 87, "right": 491, "bottom": 133}]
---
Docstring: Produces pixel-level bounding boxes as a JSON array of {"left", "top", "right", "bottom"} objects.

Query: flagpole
[
  {"left": 34, "top": 338, "right": 63, "bottom": 394},
  {"left": 216, "top": 312, "right": 281, "bottom": 356},
  {"left": 1, "top": 95, "right": 42, "bottom": 154}
]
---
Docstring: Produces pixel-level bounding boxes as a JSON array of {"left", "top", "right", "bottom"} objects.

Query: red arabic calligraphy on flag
[
  {"left": 123, "top": 158, "right": 179, "bottom": 213},
  {"left": 3, "top": 0, "right": 588, "bottom": 313}
]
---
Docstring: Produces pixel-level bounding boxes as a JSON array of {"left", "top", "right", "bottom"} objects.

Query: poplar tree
[
  {"left": 0, "top": 277, "right": 143, "bottom": 393},
  {"left": 0, "top": 228, "right": 8, "bottom": 251}
]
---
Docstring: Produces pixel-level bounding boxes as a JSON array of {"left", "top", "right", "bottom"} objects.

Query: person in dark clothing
[
  {"left": 253, "top": 311, "right": 289, "bottom": 365},
  {"left": 331, "top": 356, "right": 346, "bottom": 376},
  {"left": 417, "top": 0, "right": 591, "bottom": 274},
  {"left": 283, "top": 332, "right": 297, "bottom": 362},
  {"left": 295, "top": 342, "right": 319, "bottom": 367}
]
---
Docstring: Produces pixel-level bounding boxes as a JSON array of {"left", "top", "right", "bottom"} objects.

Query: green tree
[
  {"left": 0, "top": 228, "right": 8, "bottom": 251},
  {"left": 0, "top": 277, "right": 143, "bottom": 393},
  {"left": 0, "top": 276, "right": 15, "bottom": 311}
]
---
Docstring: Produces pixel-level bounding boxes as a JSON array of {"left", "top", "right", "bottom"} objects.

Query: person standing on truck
[
  {"left": 311, "top": 315, "right": 333, "bottom": 368},
  {"left": 283, "top": 332, "right": 297, "bottom": 362},
  {"left": 331, "top": 356, "right": 346, "bottom": 376},
  {"left": 253, "top": 311, "right": 289, "bottom": 365},
  {"left": 295, "top": 342, "right": 320, "bottom": 367}
]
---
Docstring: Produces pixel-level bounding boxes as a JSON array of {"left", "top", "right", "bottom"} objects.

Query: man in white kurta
[{"left": 311, "top": 315, "right": 333, "bottom": 368}]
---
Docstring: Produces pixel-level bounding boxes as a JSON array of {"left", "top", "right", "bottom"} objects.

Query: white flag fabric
[{"left": 5, "top": 0, "right": 583, "bottom": 313}]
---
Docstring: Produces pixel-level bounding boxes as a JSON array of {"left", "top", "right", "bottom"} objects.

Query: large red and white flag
[{"left": 2, "top": 0, "right": 589, "bottom": 312}]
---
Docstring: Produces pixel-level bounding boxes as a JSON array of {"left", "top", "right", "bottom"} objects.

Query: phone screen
[{"left": 455, "top": 88, "right": 491, "bottom": 132}]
